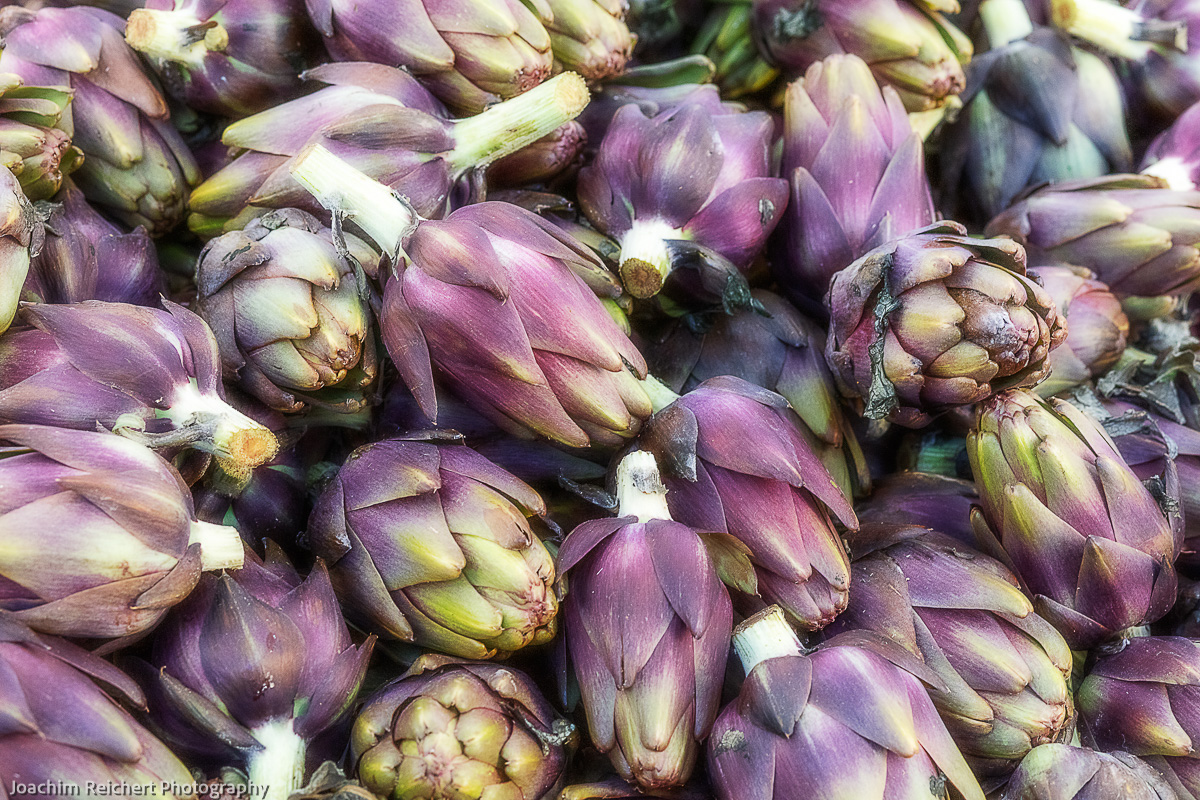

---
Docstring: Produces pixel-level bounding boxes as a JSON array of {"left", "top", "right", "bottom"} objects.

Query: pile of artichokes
[{"left": 6, "top": 0, "right": 1200, "bottom": 799}]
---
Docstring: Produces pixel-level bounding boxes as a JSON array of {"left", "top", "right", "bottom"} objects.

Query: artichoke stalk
[
  {"left": 824, "top": 221, "right": 1066, "bottom": 428},
  {"left": 291, "top": 144, "right": 652, "bottom": 449},
  {"left": 707, "top": 606, "right": 986, "bottom": 800},
  {"left": 558, "top": 450, "right": 733, "bottom": 790}
]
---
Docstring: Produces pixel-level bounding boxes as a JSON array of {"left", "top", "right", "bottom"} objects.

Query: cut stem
[
  {"left": 447, "top": 72, "right": 591, "bottom": 173},
  {"left": 125, "top": 8, "right": 228, "bottom": 67},
  {"left": 290, "top": 144, "right": 417, "bottom": 265},
  {"left": 246, "top": 719, "right": 307, "bottom": 800},
  {"left": 188, "top": 519, "right": 245, "bottom": 571},
  {"left": 979, "top": 0, "right": 1034, "bottom": 47},
  {"left": 614, "top": 450, "right": 672, "bottom": 522},
  {"left": 618, "top": 219, "right": 686, "bottom": 298},
  {"left": 640, "top": 374, "right": 681, "bottom": 413},
  {"left": 1048, "top": 0, "right": 1187, "bottom": 60},
  {"left": 732, "top": 606, "right": 804, "bottom": 674},
  {"left": 157, "top": 381, "right": 278, "bottom": 473}
]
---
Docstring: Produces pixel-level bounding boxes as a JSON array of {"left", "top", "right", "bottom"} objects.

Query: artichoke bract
[
  {"left": 291, "top": 145, "right": 651, "bottom": 449},
  {"left": 1126, "top": 0, "right": 1200, "bottom": 120},
  {"left": 825, "top": 221, "right": 1066, "bottom": 428},
  {"left": 558, "top": 451, "right": 733, "bottom": 790},
  {"left": 825, "top": 524, "right": 1075, "bottom": 778},
  {"left": 1029, "top": 266, "right": 1129, "bottom": 397},
  {"left": 0, "top": 424, "right": 243, "bottom": 643},
  {"left": 125, "top": 0, "right": 316, "bottom": 118},
  {"left": 985, "top": 174, "right": 1200, "bottom": 311},
  {"left": 0, "top": 6, "right": 200, "bottom": 235},
  {"left": 525, "top": 0, "right": 635, "bottom": 81},
  {"left": 646, "top": 289, "right": 870, "bottom": 500},
  {"left": 130, "top": 545, "right": 374, "bottom": 800},
  {"left": 0, "top": 72, "right": 82, "bottom": 201},
  {"left": 751, "top": 0, "right": 972, "bottom": 113},
  {"left": 190, "top": 67, "right": 590, "bottom": 239},
  {"left": 351, "top": 654, "right": 573, "bottom": 800},
  {"left": 0, "top": 300, "right": 278, "bottom": 477},
  {"left": 856, "top": 471, "right": 978, "bottom": 545},
  {"left": 967, "top": 390, "right": 1178, "bottom": 650},
  {"left": 307, "top": 438, "right": 558, "bottom": 660},
  {"left": 576, "top": 100, "right": 787, "bottom": 301},
  {"left": 0, "top": 165, "right": 40, "bottom": 336},
  {"left": 939, "top": 1, "right": 1131, "bottom": 224},
  {"left": 1076, "top": 637, "right": 1200, "bottom": 798},
  {"left": 1142, "top": 100, "right": 1200, "bottom": 191},
  {"left": 638, "top": 376, "right": 858, "bottom": 630},
  {"left": 196, "top": 208, "right": 379, "bottom": 415},
  {"left": 772, "top": 53, "right": 936, "bottom": 304},
  {"left": 22, "top": 180, "right": 164, "bottom": 307},
  {"left": 0, "top": 614, "right": 196, "bottom": 795},
  {"left": 707, "top": 606, "right": 986, "bottom": 800},
  {"left": 306, "top": 0, "right": 552, "bottom": 115},
  {"left": 1000, "top": 744, "right": 1178, "bottom": 800}
]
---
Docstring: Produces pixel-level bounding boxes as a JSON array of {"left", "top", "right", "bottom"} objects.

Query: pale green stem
[
  {"left": 446, "top": 72, "right": 591, "bottom": 172},
  {"left": 733, "top": 606, "right": 803, "bottom": 673},
  {"left": 979, "top": 0, "right": 1034, "bottom": 47},
  {"left": 614, "top": 450, "right": 672, "bottom": 522},
  {"left": 188, "top": 519, "right": 244, "bottom": 571},
  {"left": 1047, "top": 0, "right": 1186, "bottom": 60},
  {"left": 640, "top": 374, "right": 682, "bottom": 413}
]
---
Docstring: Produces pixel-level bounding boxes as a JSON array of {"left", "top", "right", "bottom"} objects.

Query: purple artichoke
[
  {"left": 825, "top": 221, "right": 1066, "bottom": 428},
  {"left": 772, "top": 53, "right": 936, "bottom": 303},
  {"left": 195, "top": 208, "right": 380, "bottom": 415},
  {"left": 21, "top": 180, "right": 164, "bottom": 307},
  {"left": 307, "top": 439, "right": 558, "bottom": 660},
  {"left": 0, "top": 300, "right": 278, "bottom": 478},
  {"left": 351, "top": 654, "right": 573, "bottom": 800},
  {"left": 1030, "top": 265, "right": 1129, "bottom": 397},
  {"left": 0, "top": 6, "right": 200, "bottom": 235},
  {"left": 706, "top": 606, "right": 985, "bottom": 800},
  {"left": 968, "top": 390, "right": 1178, "bottom": 649},
  {"left": 558, "top": 451, "right": 733, "bottom": 790},
  {"left": 189, "top": 67, "right": 589, "bottom": 238},
  {"left": 291, "top": 145, "right": 651, "bottom": 450},
  {"left": 826, "top": 524, "right": 1075, "bottom": 778},
  {"left": 856, "top": 471, "right": 978, "bottom": 546},
  {"left": 0, "top": 164, "right": 40, "bottom": 335},
  {"left": 645, "top": 289, "right": 871, "bottom": 499},
  {"left": 124, "top": 0, "right": 317, "bottom": 118},
  {"left": 0, "top": 424, "right": 243, "bottom": 644},
  {"left": 1000, "top": 744, "right": 1178, "bottom": 800},
  {"left": 129, "top": 544, "right": 374, "bottom": 800},
  {"left": 576, "top": 101, "right": 788, "bottom": 301},
  {"left": 0, "top": 614, "right": 196, "bottom": 794},
  {"left": 638, "top": 376, "right": 858, "bottom": 631},
  {"left": 306, "top": 0, "right": 553, "bottom": 115}
]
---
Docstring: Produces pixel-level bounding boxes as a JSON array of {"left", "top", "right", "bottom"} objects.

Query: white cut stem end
[
  {"left": 246, "top": 719, "right": 308, "bottom": 800},
  {"left": 733, "top": 606, "right": 804, "bottom": 674},
  {"left": 614, "top": 450, "right": 672, "bottom": 522},
  {"left": 189, "top": 519, "right": 245, "bottom": 571}
]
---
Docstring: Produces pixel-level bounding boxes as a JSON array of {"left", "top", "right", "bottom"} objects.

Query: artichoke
[
  {"left": 0, "top": 424, "right": 243, "bottom": 643},
  {"left": 645, "top": 289, "right": 870, "bottom": 499},
  {"left": 1029, "top": 265, "right": 1129, "bottom": 397},
  {"left": 526, "top": 0, "right": 635, "bottom": 81},
  {"left": 306, "top": 0, "right": 553, "bottom": 115},
  {"left": 308, "top": 438, "right": 558, "bottom": 659},
  {"left": 638, "top": 376, "right": 858, "bottom": 630},
  {"left": 751, "top": 0, "right": 973, "bottom": 112},
  {"left": 576, "top": 100, "right": 787, "bottom": 302},
  {"left": 0, "top": 72, "right": 81, "bottom": 201},
  {"left": 125, "top": 0, "right": 317, "bottom": 118},
  {"left": 0, "top": 614, "right": 196, "bottom": 794},
  {"left": 826, "top": 524, "right": 1075, "bottom": 778},
  {"left": 0, "top": 5, "right": 200, "bottom": 235},
  {"left": 0, "top": 300, "right": 278, "bottom": 478},
  {"left": 1000, "top": 743, "right": 1178, "bottom": 800},
  {"left": 855, "top": 471, "right": 978, "bottom": 545},
  {"left": 129, "top": 544, "right": 374, "bottom": 800},
  {"left": 558, "top": 451, "right": 733, "bottom": 790},
  {"left": 824, "top": 221, "right": 1066, "bottom": 428},
  {"left": 351, "top": 654, "right": 573, "bottom": 800},
  {"left": 967, "top": 390, "right": 1178, "bottom": 649},
  {"left": 22, "top": 180, "right": 164, "bottom": 307},
  {"left": 0, "top": 165, "right": 41, "bottom": 336},
  {"left": 1142, "top": 99, "right": 1200, "bottom": 191},
  {"left": 706, "top": 606, "right": 985, "bottom": 800},
  {"left": 196, "top": 208, "right": 380, "bottom": 415},
  {"left": 291, "top": 145, "right": 651, "bottom": 449},
  {"left": 985, "top": 174, "right": 1200, "bottom": 312},
  {"left": 772, "top": 53, "right": 936, "bottom": 303}
]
